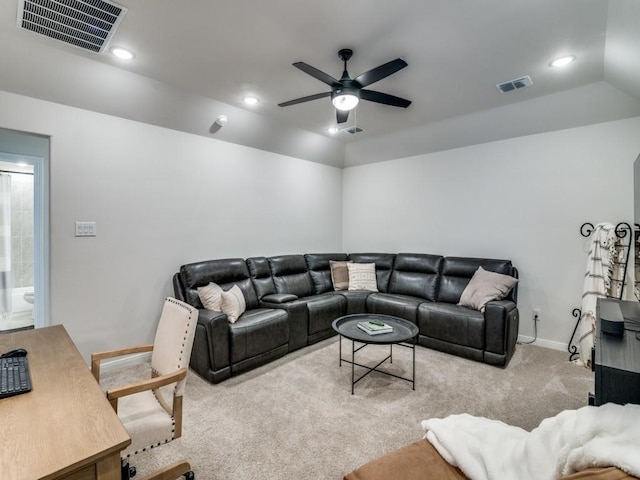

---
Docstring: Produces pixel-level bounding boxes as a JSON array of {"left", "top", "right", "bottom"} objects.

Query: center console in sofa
[{"left": 172, "top": 253, "right": 519, "bottom": 384}]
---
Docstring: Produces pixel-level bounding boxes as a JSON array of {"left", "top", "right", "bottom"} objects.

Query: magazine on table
[{"left": 357, "top": 320, "right": 393, "bottom": 335}]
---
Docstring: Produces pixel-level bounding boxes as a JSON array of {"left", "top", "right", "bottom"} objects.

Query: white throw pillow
[
  {"left": 458, "top": 266, "right": 518, "bottom": 313},
  {"left": 221, "top": 284, "right": 246, "bottom": 323},
  {"left": 347, "top": 263, "right": 378, "bottom": 292},
  {"left": 197, "top": 282, "right": 223, "bottom": 311}
]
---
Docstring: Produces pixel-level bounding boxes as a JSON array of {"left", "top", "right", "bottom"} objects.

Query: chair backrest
[{"left": 151, "top": 297, "right": 198, "bottom": 397}]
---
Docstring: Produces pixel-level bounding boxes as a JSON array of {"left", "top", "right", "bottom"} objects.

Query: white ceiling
[{"left": 1, "top": 0, "right": 640, "bottom": 167}]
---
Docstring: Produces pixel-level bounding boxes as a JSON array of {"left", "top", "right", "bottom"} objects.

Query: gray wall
[
  {"left": 2, "top": 87, "right": 639, "bottom": 358},
  {"left": 343, "top": 116, "right": 640, "bottom": 348},
  {"left": 0, "top": 90, "right": 343, "bottom": 360}
]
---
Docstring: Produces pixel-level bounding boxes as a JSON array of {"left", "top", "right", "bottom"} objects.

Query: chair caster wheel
[
  {"left": 121, "top": 463, "right": 136, "bottom": 480},
  {"left": 184, "top": 471, "right": 194, "bottom": 480}
]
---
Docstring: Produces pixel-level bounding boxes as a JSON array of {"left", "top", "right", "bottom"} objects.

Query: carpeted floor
[{"left": 102, "top": 338, "right": 593, "bottom": 480}]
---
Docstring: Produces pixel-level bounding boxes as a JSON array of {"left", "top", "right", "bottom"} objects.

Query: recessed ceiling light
[
  {"left": 110, "top": 47, "right": 135, "bottom": 60},
  {"left": 549, "top": 55, "right": 576, "bottom": 68},
  {"left": 243, "top": 96, "right": 259, "bottom": 105},
  {"left": 327, "top": 127, "right": 339, "bottom": 134}
]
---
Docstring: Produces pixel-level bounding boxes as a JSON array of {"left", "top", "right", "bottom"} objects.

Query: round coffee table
[{"left": 332, "top": 314, "right": 419, "bottom": 394}]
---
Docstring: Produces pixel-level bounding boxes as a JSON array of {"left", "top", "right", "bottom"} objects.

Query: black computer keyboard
[{"left": 0, "top": 356, "right": 32, "bottom": 399}]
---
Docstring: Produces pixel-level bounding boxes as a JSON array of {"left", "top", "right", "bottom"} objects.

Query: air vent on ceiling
[
  {"left": 16, "top": 0, "right": 127, "bottom": 54},
  {"left": 341, "top": 126, "right": 364, "bottom": 135},
  {"left": 496, "top": 75, "right": 533, "bottom": 93}
]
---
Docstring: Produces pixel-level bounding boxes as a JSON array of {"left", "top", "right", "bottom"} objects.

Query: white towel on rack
[{"left": 576, "top": 222, "right": 617, "bottom": 367}]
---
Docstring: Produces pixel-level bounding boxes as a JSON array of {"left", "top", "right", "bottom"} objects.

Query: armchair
[{"left": 92, "top": 297, "right": 198, "bottom": 480}]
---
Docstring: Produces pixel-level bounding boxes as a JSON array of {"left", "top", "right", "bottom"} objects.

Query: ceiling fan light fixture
[{"left": 332, "top": 89, "right": 360, "bottom": 111}]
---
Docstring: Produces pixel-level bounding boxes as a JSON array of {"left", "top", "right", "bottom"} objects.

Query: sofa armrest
[
  {"left": 191, "top": 309, "right": 230, "bottom": 377},
  {"left": 484, "top": 300, "right": 519, "bottom": 364},
  {"left": 260, "top": 299, "right": 308, "bottom": 351},
  {"left": 262, "top": 293, "right": 298, "bottom": 303}
]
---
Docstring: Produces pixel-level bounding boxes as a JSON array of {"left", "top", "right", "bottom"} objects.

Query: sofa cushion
[
  {"left": 348, "top": 263, "right": 379, "bottom": 291},
  {"left": 337, "top": 290, "right": 372, "bottom": 314},
  {"left": 304, "top": 253, "right": 350, "bottom": 294},
  {"left": 458, "top": 267, "right": 518, "bottom": 313},
  {"left": 229, "top": 308, "right": 289, "bottom": 364},
  {"left": 305, "top": 294, "right": 347, "bottom": 335},
  {"left": 388, "top": 253, "right": 444, "bottom": 302},
  {"left": 418, "top": 303, "right": 485, "bottom": 350},
  {"left": 221, "top": 285, "right": 246, "bottom": 323},
  {"left": 268, "top": 255, "right": 315, "bottom": 297},
  {"left": 438, "top": 257, "right": 515, "bottom": 304},
  {"left": 349, "top": 253, "right": 396, "bottom": 292},
  {"left": 366, "top": 293, "right": 422, "bottom": 323},
  {"left": 197, "top": 282, "right": 223, "bottom": 311},
  {"left": 247, "top": 256, "right": 276, "bottom": 299}
]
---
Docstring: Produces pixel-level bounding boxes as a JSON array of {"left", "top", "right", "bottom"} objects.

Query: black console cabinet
[{"left": 593, "top": 298, "right": 640, "bottom": 406}]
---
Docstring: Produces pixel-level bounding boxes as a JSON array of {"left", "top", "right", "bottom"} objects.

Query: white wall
[
  {"left": 2, "top": 87, "right": 639, "bottom": 360},
  {"left": 0, "top": 91, "right": 343, "bottom": 361},
  {"left": 343, "top": 117, "right": 640, "bottom": 349}
]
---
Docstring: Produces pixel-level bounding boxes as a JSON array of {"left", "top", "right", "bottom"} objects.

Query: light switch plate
[{"left": 75, "top": 222, "right": 96, "bottom": 237}]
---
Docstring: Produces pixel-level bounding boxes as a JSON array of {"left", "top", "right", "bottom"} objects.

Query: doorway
[{"left": 0, "top": 128, "right": 50, "bottom": 332}]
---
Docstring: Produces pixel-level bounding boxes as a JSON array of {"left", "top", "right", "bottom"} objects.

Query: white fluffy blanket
[{"left": 421, "top": 403, "right": 640, "bottom": 480}]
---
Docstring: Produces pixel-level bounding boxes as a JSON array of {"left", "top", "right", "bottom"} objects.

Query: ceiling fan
[{"left": 278, "top": 49, "right": 411, "bottom": 124}]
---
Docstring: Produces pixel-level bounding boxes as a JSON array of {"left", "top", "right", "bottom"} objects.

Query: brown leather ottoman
[
  {"left": 344, "top": 440, "right": 465, "bottom": 480},
  {"left": 343, "top": 439, "right": 638, "bottom": 480}
]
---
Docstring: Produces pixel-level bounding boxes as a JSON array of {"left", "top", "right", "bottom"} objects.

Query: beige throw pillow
[
  {"left": 458, "top": 266, "right": 518, "bottom": 313},
  {"left": 347, "top": 263, "right": 378, "bottom": 292},
  {"left": 330, "top": 260, "right": 353, "bottom": 291},
  {"left": 197, "top": 282, "right": 223, "bottom": 311},
  {"left": 221, "top": 285, "right": 246, "bottom": 323}
]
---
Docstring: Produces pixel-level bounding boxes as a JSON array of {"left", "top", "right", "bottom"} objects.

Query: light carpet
[{"left": 102, "top": 338, "right": 593, "bottom": 480}]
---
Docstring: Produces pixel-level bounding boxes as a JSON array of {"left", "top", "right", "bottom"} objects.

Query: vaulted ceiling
[{"left": 1, "top": 0, "right": 639, "bottom": 167}]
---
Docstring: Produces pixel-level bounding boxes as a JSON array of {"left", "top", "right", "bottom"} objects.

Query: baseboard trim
[
  {"left": 517, "top": 335, "right": 567, "bottom": 352},
  {"left": 99, "top": 351, "right": 152, "bottom": 374}
]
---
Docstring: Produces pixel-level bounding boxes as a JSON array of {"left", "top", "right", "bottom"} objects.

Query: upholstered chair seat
[{"left": 118, "top": 388, "right": 177, "bottom": 458}]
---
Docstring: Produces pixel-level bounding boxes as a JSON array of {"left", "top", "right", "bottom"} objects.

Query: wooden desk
[{"left": 0, "top": 325, "right": 130, "bottom": 480}]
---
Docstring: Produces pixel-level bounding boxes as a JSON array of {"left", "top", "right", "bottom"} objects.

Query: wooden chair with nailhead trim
[{"left": 91, "top": 297, "right": 198, "bottom": 480}]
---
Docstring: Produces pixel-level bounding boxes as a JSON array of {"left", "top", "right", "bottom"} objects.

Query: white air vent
[
  {"left": 341, "top": 126, "right": 364, "bottom": 135},
  {"left": 496, "top": 75, "right": 533, "bottom": 93},
  {"left": 17, "top": 0, "right": 127, "bottom": 54}
]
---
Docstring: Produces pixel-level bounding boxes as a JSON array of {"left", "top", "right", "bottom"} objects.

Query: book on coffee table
[{"left": 357, "top": 320, "right": 393, "bottom": 335}]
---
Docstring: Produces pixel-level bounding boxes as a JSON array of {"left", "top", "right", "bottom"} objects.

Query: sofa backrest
[
  {"left": 388, "top": 253, "right": 444, "bottom": 301},
  {"left": 179, "top": 258, "right": 259, "bottom": 310},
  {"left": 348, "top": 253, "right": 396, "bottom": 293},
  {"left": 246, "top": 256, "right": 276, "bottom": 299},
  {"left": 304, "top": 253, "right": 350, "bottom": 294},
  {"left": 268, "top": 254, "right": 315, "bottom": 298},
  {"left": 438, "top": 257, "right": 517, "bottom": 304}
]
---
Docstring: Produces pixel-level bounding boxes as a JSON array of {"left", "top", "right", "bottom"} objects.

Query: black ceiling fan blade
[
  {"left": 360, "top": 89, "right": 411, "bottom": 108},
  {"left": 293, "top": 62, "right": 339, "bottom": 87},
  {"left": 278, "top": 91, "right": 331, "bottom": 107},
  {"left": 337, "top": 109, "right": 349, "bottom": 124},
  {"left": 354, "top": 58, "right": 408, "bottom": 87}
]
